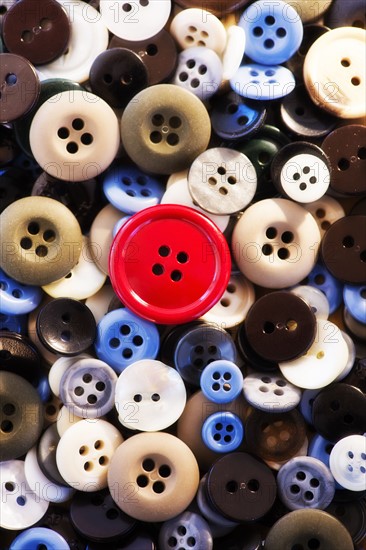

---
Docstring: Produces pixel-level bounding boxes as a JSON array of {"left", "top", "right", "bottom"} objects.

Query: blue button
[
  {"left": 10, "top": 527, "right": 70, "bottom": 550},
  {"left": 200, "top": 360, "right": 243, "bottom": 404},
  {"left": 343, "top": 284, "right": 366, "bottom": 324},
  {"left": 239, "top": 0, "right": 303, "bottom": 65},
  {"left": 308, "top": 433, "right": 343, "bottom": 490},
  {"left": 37, "top": 374, "right": 51, "bottom": 403},
  {"left": 0, "top": 268, "right": 42, "bottom": 315},
  {"left": 103, "top": 163, "right": 165, "bottom": 215},
  {"left": 230, "top": 63, "right": 295, "bottom": 101},
  {"left": 304, "top": 262, "right": 343, "bottom": 314},
  {"left": 0, "top": 312, "right": 27, "bottom": 333},
  {"left": 299, "top": 388, "right": 321, "bottom": 425},
  {"left": 202, "top": 411, "right": 244, "bottom": 453},
  {"left": 159, "top": 511, "right": 213, "bottom": 550},
  {"left": 95, "top": 308, "right": 160, "bottom": 373}
]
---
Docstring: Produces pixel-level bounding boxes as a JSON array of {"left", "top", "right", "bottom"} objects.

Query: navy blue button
[
  {"left": 239, "top": 0, "right": 304, "bottom": 65},
  {"left": 211, "top": 91, "right": 266, "bottom": 141},
  {"left": 0, "top": 268, "right": 42, "bottom": 315},
  {"left": 0, "top": 312, "right": 27, "bottom": 333},
  {"left": 202, "top": 411, "right": 244, "bottom": 453},
  {"left": 200, "top": 360, "right": 243, "bottom": 404},
  {"left": 95, "top": 308, "right": 160, "bottom": 373},
  {"left": 103, "top": 163, "right": 165, "bottom": 215},
  {"left": 10, "top": 527, "right": 70, "bottom": 550},
  {"left": 303, "top": 262, "right": 343, "bottom": 314},
  {"left": 343, "top": 284, "right": 366, "bottom": 324},
  {"left": 159, "top": 511, "right": 213, "bottom": 550}
]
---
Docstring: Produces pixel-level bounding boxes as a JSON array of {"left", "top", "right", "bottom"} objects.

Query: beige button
[
  {"left": 0, "top": 196, "right": 82, "bottom": 285},
  {"left": 89, "top": 203, "right": 123, "bottom": 275},
  {"left": 121, "top": 84, "right": 211, "bottom": 174},
  {"left": 284, "top": 0, "right": 332, "bottom": 23},
  {"left": 304, "top": 27, "right": 366, "bottom": 119},
  {"left": 108, "top": 432, "right": 199, "bottom": 522}
]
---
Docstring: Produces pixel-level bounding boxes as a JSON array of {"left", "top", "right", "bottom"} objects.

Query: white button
[
  {"left": 334, "top": 330, "right": 356, "bottom": 382},
  {"left": 42, "top": 0, "right": 109, "bottom": 83},
  {"left": 170, "top": 8, "right": 227, "bottom": 55},
  {"left": 304, "top": 195, "right": 345, "bottom": 238},
  {"left": 280, "top": 153, "right": 330, "bottom": 203},
  {"left": 329, "top": 435, "right": 366, "bottom": 491},
  {"left": 279, "top": 319, "right": 349, "bottom": 389},
  {"left": 56, "top": 419, "right": 123, "bottom": 492},
  {"left": 222, "top": 26, "right": 246, "bottom": 81},
  {"left": 48, "top": 354, "right": 91, "bottom": 397},
  {"left": 30, "top": 91, "right": 120, "bottom": 182},
  {"left": 201, "top": 273, "right": 255, "bottom": 328},
  {"left": 304, "top": 27, "right": 366, "bottom": 119},
  {"left": 56, "top": 405, "right": 84, "bottom": 437},
  {"left": 290, "top": 285, "right": 329, "bottom": 320},
  {"left": 99, "top": 0, "right": 171, "bottom": 41},
  {"left": 232, "top": 198, "right": 321, "bottom": 288},
  {"left": 166, "top": 169, "right": 189, "bottom": 189},
  {"left": 24, "top": 446, "right": 75, "bottom": 504},
  {"left": 85, "top": 284, "right": 116, "bottom": 324},
  {"left": 115, "top": 359, "right": 187, "bottom": 432},
  {"left": 0, "top": 460, "right": 49, "bottom": 530},
  {"left": 42, "top": 236, "right": 107, "bottom": 299},
  {"left": 231, "top": 64, "right": 295, "bottom": 101},
  {"left": 243, "top": 372, "right": 302, "bottom": 413},
  {"left": 173, "top": 47, "right": 223, "bottom": 101},
  {"left": 90, "top": 203, "right": 123, "bottom": 275}
]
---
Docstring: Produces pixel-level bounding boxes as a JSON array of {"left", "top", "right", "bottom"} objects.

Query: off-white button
[{"left": 170, "top": 8, "right": 227, "bottom": 55}]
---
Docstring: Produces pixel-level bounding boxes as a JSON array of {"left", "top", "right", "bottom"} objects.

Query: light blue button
[
  {"left": 200, "top": 360, "right": 243, "bottom": 404},
  {"left": 305, "top": 262, "right": 342, "bottom": 314},
  {"left": 0, "top": 268, "right": 43, "bottom": 315},
  {"left": 230, "top": 64, "right": 295, "bottom": 101},
  {"left": 343, "top": 284, "right": 366, "bottom": 324},
  {"left": 10, "top": 527, "right": 70, "bottom": 550}
]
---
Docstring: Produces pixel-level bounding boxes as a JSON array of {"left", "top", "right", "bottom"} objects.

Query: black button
[
  {"left": 325, "top": 0, "right": 365, "bottom": 29},
  {"left": 36, "top": 298, "right": 96, "bottom": 356},
  {"left": 206, "top": 452, "right": 277, "bottom": 522},
  {"left": 0, "top": 124, "right": 18, "bottom": 167},
  {"left": 212, "top": 524, "right": 263, "bottom": 550},
  {"left": 244, "top": 291, "right": 316, "bottom": 362},
  {"left": 236, "top": 320, "right": 279, "bottom": 373},
  {"left": 325, "top": 498, "right": 366, "bottom": 548},
  {"left": 343, "top": 356, "right": 366, "bottom": 394},
  {"left": 40, "top": 505, "right": 88, "bottom": 550},
  {"left": 37, "top": 423, "right": 68, "bottom": 486},
  {"left": 0, "top": 331, "right": 42, "bottom": 387},
  {"left": 86, "top": 531, "right": 156, "bottom": 550},
  {"left": 0, "top": 167, "right": 34, "bottom": 214},
  {"left": 312, "top": 383, "right": 366, "bottom": 442}
]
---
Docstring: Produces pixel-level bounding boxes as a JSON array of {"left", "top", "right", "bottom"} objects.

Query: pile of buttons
[{"left": 0, "top": 0, "right": 365, "bottom": 548}]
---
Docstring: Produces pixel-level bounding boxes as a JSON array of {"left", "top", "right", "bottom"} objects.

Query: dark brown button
[
  {"left": 322, "top": 125, "right": 366, "bottom": 196},
  {"left": 321, "top": 215, "right": 366, "bottom": 284},
  {"left": 206, "top": 452, "right": 277, "bottom": 522},
  {"left": 109, "top": 29, "right": 178, "bottom": 86},
  {"left": 2, "top": 0, "right": 71, "bottom": 65},
  {"left": 244, "top": 291, "right": 316, "bottom": 362},
  {"left": 89, "top": 48, "right": 148, "bottom": 109},
  {"left": 174, "top": 0, "right": 251, "bottom": 17},
  {"left": 0, "top": 331, "right": 42, "bottom": 387},
  {"left": 245, "top": 408, "right": 307, "bottom": 462},
  {"left": 0, "top": 53, "right": 40, "bottom": 123}
]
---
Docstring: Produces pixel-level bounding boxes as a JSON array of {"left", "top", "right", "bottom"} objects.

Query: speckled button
[{"left": 0, "top": 54, "right": 40, "bottom": 123}]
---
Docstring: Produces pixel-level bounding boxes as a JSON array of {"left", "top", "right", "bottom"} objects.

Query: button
[
  {"left": 334, "top": 331, "right": 356, "bottom": 383},
  {"left": 30, "top": 90, "right": 120, "bottom": 182},
  {"left": 304, "top": 27, "right": 366, "bottom": 119},
  {"left": 321, "top": 124, "right": 366, "bottom": 196},
  {"left": 322, "top": 215, "right": 366, "bottom": 284},
  {"left": 236, "top": 321, "right": 279, "bottom": 373},
  {"left": 95, "top": 308, "right": 160, "bottom": 373},
  {"left": 109, "top": 205, "right": 231, "bottom": 325},
  {"left": 312, "top": 383, "right": 366, "bottom": 442},
  {"left": 277, "top": 456, "right": 335, "bottom": 510},
  {"left": 56, "top": 418, "right": 123, "bottom": 492},
  {"left": 90, "top": 47, "right": 148, "bottom": 108},
  {"left": 244, "top": 291, "right": 316, "bottom": 362},
  {"left": 200, "top": 360, "right": 243, "bottom": 404},
  {"left": 70, "top": 488, "right": 136, "bottom": 542},
  {"left": 222, "top": 25, "right": 246, "bottom": 81},
  {"left": 243, "top": 372, "right": 302, "bottom": 413},
  {"left": 0, "top": 371, "right": 43, "bottom": 461},
  {"left": 170, "top": 8, "right": 226, "bottom": 55},
  {"left": 0, "top": 53, "right": 40, "bottom": 123},
  {"left": 343, "top": 284, "right": 366, "bottom": 324},
  {"left": 245, "top": 408, "right": 307, "bottom": 462},
  {"left": 90, "top": 203, "right": 123, "bottom": 275},
  {"left": 0, "top": 313, "right": 27, "bottom": 333},
  {"left": 173, "top": 46, "right": 223, "bottom": 101},
  {"left": 271, "top": 141, "right": 331, "bottom": 203},
  {"left": 343, "top": 357, "right": 366, "bottom": 395},
  {"left": 206, "top": 452, "right": 277, "bottom": 522},
  {"left": 230, "top": 63, "right": 296, "bottom": 101},
  {"left": 39, "top": 0, "right": 109, "bottom": 83},
  {"left": 196, "top": 475, "right": 239, "bottom": 537},
  {"left": 174, "top": 0, "right": 250, "bottom": 17},
  {"left": 0, "top": 167, "right": 34, "bottom": 216},
  {"left": 343, "top": 306, "right": 366, "bottom": 341},
  {"left": 325, "top": 498, "right": 366, "bottom": 548},
  {"left": 0, "top": 195, "right": 82, "bottom": 286},
  {"left": 329, "top": 435, "right": 366, "bottom": 492},
  {"left": 286, "top": 24, "right": 330, "bottom": 81},
  {"left": 304, "top": 195, "right": 345, "bottom": 239},
  {"left": 9, "top": 527, "right": 70, "bottom": 550},
  {"left": 120, "top": 84, "right": 211, "bottom": 175},
  {"left": 109, "top": 29, "right": 178, "bottom": 86},
  {"left": 48, "top": 353, "right": 90, "bottom": 397},
  {"left": 2, "top": 0, "right": 71, "bottom": 65},
  {"left": 99, "top": 0, "right": 171, "bottom": 41},
  {"left": 299, "top": 388, "right": 321, "bottom": 425},
  {"left": 159, "top": 511, "right": 213, "bottom": 550},
  {"left": 232, "top": 198, "right": 321, "bottom": 288},
  {"left": 0, "top": 331, "right": 42, "bottom": 387},
  {"left": 85, "top": 284, "right": 116, "bottom": 325},
  {"left": 211, "top": 91, "right": 267, "bottom": 141},
  {"left": 188, "top": 147, "right": 257, "bottom": 215},
  {"left": 239, "top": 0, "right": 303, "bottom": 65},
  {"left": 264, "top": 509, "right": 354, "bottom": 550},
  {"left": 60, "top": 357, "right": 117, "bottom": 419},
  {"left": 0, "top": 269, "right": 41, "bottom": 315},
  {"left": 115, "top": 359, "right": 186, "bottom": 431},
  {"left": 202, "top": 411, "right": 244, "bottom": 453},
  {"left": 108, "top": 432, "right": 200, "bottom": 522},
  {"left": 302, "top": 261, "right": 343, "bottom": 314},
  {"left": 280, "top": 85, "right": 337, "bottom": 138},
  {"left": 0, "top": 460, "right": 49, "bottom": 530},
  {"left": 290, "top": 285, "right": 330, "bottom": 320},
  {"left": 37, "top": 423, "right": 68, "bottom": 486},
  {"left": 103, "top": 162, "right": 165, "bottom": 215},
  {"left": 36, "top": 298, "right": 96, "bottom": 355},
  {"left": 325, "top": 0, "right": 365, "bottom": 29},
  {"left": 286, "top": 0, "right": 332, "bottom": 23},
  {"left": 41, "top": 504, "right": 98, "bottom": 550}
]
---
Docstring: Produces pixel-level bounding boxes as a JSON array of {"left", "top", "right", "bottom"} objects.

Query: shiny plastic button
[
  {"left": 0, "top": 268, "right": 42, "bottom": 315},
  {"left": 202, "top": 411, "right": 244, "bottom": 453},
  {"left": 329, "top": 435, "right": 366, "bottom": 491},
  {"left": 173, "top": 47, "right": 223, "bottom": 101},
  {"left": 159, "top": 511, "right": 213, "bottom": 550},
  {"left": 231, "top": 63, "right": 296, "bottom": 101},
  {"left": 109, "top": 205, "right": 231, "bottom": 324},
  {"left": 48, "top": 353, "right": 90, "bottom": 397},
  {"left": 343, "top": 284, "right": 366, "bottom": 324},
  {"left": 36, "top": 423, "right": 68, "bottom": 486},
  {"left": 90, "top": 203, "right": 123, "bottom": 275},
  {"left": 222, "top": 25, "right": 246, "bottom": 81},
  {"left": 170, "top": 8, "right": 226, "bottom": 55},
  {"left": 303, "top": 261, "right": 342, "bottom": 314},
  {"left": 200, "top": 360, "right": 243, "bottom": 404},
  {"left": 243, "top": 372, "right": 302, "bottom": 413},
  {"left": 290, "top": 285, "right": 330, "bottom": 320},
  {"left": 304, "top": 195, "right": 345, "bottom": 239},
  {"left": 9, "top": 527, "right": 70, "bottom": 550}
]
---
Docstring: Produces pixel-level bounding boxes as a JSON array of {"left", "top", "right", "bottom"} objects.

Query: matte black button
[
  {"left": 312, "top": 383, "right": 366, "bottom": 442},
  {"left": 325, "top": 0, "right": 365, "bottom": 29},
  {"left": 321, "top": 215, "right": 366, "bottom": 284},
  {"left": 0, "top": 331, "right": 42, "bottom": 387},
  {"left": 0, "top": 370, "right": 43, "bottom": 460},
  {"left": 90, "top": 48, "right": 148, "bottom": 109},
  {"left": 37, "top": 423, "right": 68, "bottom": 487},
  {"left": 343, "top": 356, "right": 366, "bottom": 394},
  {"left": 244, "top": 291, "right": 316, "bottom": 362},
  {"left": 325, "top": 498, "right": 366, "bottom": 547},
  {"left": 36, "top": 298, "right": 96, "bottom": 356},
  {"left": 206, "top": 452, "right": 277, "bottom": 522},
  {"left": 211, "top": 525, "right": 263, "bottom": 550},
  {"left": 40, "top": 505, "right": 88, "bottom": 550}
]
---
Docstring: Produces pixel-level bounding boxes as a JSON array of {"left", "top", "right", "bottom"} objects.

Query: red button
[{"left": 109, "top": 205, "right": 231, "bottom": 324}]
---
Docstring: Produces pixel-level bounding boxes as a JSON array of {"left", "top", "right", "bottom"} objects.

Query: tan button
[
  {"left": 121, "top": 84, "right": 211, "bottom": 174},
  {"left": 0, "top": 196, "right": 82, "bottom": 285},
  {"left": 108, "top": 432, "right": 199, "bottom": 522},
  {"left": 304, "top": 27, "right": 366, "bottom": 119},
  {"left": 284, "top": 0, "right": 332, "bottom": 23}
]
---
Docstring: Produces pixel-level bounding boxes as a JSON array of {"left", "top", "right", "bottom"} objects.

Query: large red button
[{"left": 109, "top": 205, "right": 231, "bottom": 324}]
